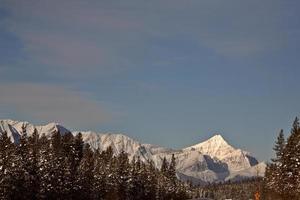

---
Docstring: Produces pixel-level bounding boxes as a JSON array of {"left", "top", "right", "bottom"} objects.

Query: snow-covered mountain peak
[
  {"left": 0, "top": 119, "right": 70, "bottom": 138},
  {"left": 204, "top": 134, "right": 228, "bottom": 146},
  {"left": 0, "top": 119, "right": 264, "bottom": 184},
  {"left": 185, "top": 134, "right": 233, "bottom": 153},
  {"left": 186, "top": 134, "right": 233, "bottom": 150}
]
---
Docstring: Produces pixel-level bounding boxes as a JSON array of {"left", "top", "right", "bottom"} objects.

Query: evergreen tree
[
  {"left": 78, "top": 143, "right": 95, "bottom": 199},
  {"left": 281, "top": 117, "right": 300, "bottom": 199},
  {"left": 115, "top": 151, "right": 130, "bottom": 199},
  {"left": 271, "top": 129, "right": 285, "bottom": 163},
  {"left": 265, "top": 129, "right": 285, "bottom": 197},
  {"left": 37, "top": 133, "right": 51, "bottom": 199},
  {"left": 74, "top": 132, "right": 84, "bottom": 169},
  {"left": 11, "top": 129, "right": 30, "bottom": 199},
  {"left": 46, "top": 131, "right": 65, "bottom": 199},
  {"left": 27, "top": 129, "right": 40, "bottom": 200},
  {"left": 145, "top": 160, "right": 158, "bottom": 200},
  {"left": 129, "top": 156, "right": 145, "bottom": 200},
  {"left": 72, "top": 132, "right": 84, "bottom": 198},
  {"left": 61, "top": 132, "right": 75, "bottom": 198},
  {"left": 161, "top": 157, "right": 168, "bottom": 176},
  {"left": 0, "top": 131, "right": 16, "bottom": 199},
  {"left": 94, "top": 147, "right": 114, "bottom": 199},
  {"left": 168, "top": 154, "right": 177, "bottom": 182}
]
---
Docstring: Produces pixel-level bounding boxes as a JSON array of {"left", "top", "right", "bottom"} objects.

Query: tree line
[
  {"left": 191, "top": 178, "right": 262, "bottom": 200},
  {"left": 0, "top": 129, "right": 188, "bottom": 200}
]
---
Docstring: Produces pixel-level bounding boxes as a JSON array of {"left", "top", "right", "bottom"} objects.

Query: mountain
[{"left": 0, "top": 119, "right": 265, "bottom": 184}]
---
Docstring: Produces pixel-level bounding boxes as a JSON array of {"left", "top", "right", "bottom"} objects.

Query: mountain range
[{"left": 0, "top": 119, "right": 266, "bottom": 184}]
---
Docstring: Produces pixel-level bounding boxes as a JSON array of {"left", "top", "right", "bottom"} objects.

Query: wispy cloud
[
  {"left": 1, "top": 0, "right": 289, "bottom": 78},
  {"left": 21, "top": 32, "right": 107, "bottom": 69},
  {"left": 0, "top": 83, "right": 116, "bottom": 129},
  {"left": 2, "top": 0, "right": 144, "bottom": 78}
]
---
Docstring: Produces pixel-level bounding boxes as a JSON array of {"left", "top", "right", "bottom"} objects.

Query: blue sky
[{"left": 0, "top": 0, "right": 299, "bottom": 161}]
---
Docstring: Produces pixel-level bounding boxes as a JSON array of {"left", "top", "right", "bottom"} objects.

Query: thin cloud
[
  {"left": 0, "top": 83, "right": 115, "bottom": 130},
  {"left": 21, "top": 32, "right": 107, "bottom": 68},
  {"left": 2, "top": 0, "right": 143, "bottom": 77},
  {"left": 1, "top": 0, "right": 288, "bottom": 77}
]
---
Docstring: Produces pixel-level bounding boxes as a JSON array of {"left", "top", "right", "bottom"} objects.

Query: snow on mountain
[
  {"left": 184, "top": 134, "right": 258, "bottom": 172},
  {"left": 184, "top": 134, "right": 235, "bottom": 160},
  {"left": 0, "top": 120, "right": 20, "bottom": 143},
  {"left": 75, "top": 131, "right": 154, "bottom": 161},
  {"left": 0, "top": 119, "right": 265, "bottom": 184},
  {"left": 225, "top": 162, "right": 267, "bottom": 182}
]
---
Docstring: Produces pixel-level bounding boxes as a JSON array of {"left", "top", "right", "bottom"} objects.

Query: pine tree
[
  {"left": 94, "top": 147, "right": 114, "bottom": 199},
  {"left": 74, "top": 132, "right": 84, "bottom": 169},
  {"left": 37, "top": 133, "right": 51, "bottom": 199},
  {"left": 265, "top": 129, "right": 285, "bottom": 197},
  {"left": 72, "top": 132, "right": 84, "bottom": 198},
  {"left": 146, "top": 160, "right": 158, "bottom": 200},
  {"left": 45, "top": 131, "right": 65, "bottom": 198},
  {"left": 129, "top": 156, "right": 145, "bottom": 200},
  {"left": 115, "top": 151, "right": 130, "bottom": 199},
  {"left": 78, "top": 143, "right": 95, "bottom": 199},
  {"left": 161, "top": 157, "right": 168, "bottom": 176},
  {"left": 27, "top": 129, "right": 40, "bottom": 200},
  {"left": 271, "top": 129, "right": 285, "bottom": 163},
  {"left": 0, "top": 131, "right": 16, "bottom": 199},
  {"left": 281, "top": 117, "right": 300, "bottom": 199},
  {"left": 168, "top": 154, "right": 177, "bottom": 182},
  {"left": 61, "top": 132, "right": 75, "bottom": 198},
  {"left": 11, "top": 129, "right": 30, "bottom": 199}
]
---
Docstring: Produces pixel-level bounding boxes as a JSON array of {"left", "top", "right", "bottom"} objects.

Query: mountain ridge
[{"left": 0, "top": 119, "right": 265, "bottom": 184}]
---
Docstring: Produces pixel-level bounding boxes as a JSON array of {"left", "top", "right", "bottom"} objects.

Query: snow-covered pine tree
[
  {"left": 74, "top": 132, "right": 84, "bottom": 169},
  {"left": 78, "top": 143, "right": 95, "bottom": 199},
  {"left": 93, "top": 149, "right": 105, "bottom": 199},
  {"left": 272, "top": 129, "right": 285, "bottom": 163},
  {"left": 37, "top": 133, "right": 53, "bottom": 199},
  {"left": 61, "top": 132, "right": 75, "bottom": 198},
  {"left": 140, "top": 160, "right": 157, "bottom": 200},
  {"left": 168, "top": 154, "right": 177, "bottom": 183},
  {"left": 93, "top": 147, "right": 115, "bottom": 199},
  {"left": 161, "top": 157, "right": 168, "bottom": 176},
  {"left": 46, "top": 131, "right": 65, "bottom": 198},
  {"left": 26, "top": 129, "right": 40, "bottom": 200},
  {"left": 128, "top": 156, "right": 146, "bottom": 200},
  {"left": 281, "top": 117, "right": 300, "bottom": 199},
  {"left": 12, "top": 128, "right": 31, "bottom": 199},
  {"left": 71, "top": 132, "right": 84, "bottom": 197},
  {"left": 0, "top": 131, "right": 16, "bottom": 199},
  {"left": 115, "top": 151, "right": 130, "bottom": 198},
  {"left": 147, "top": 160, "right": 159, "bottom": 200},
  {"left": 104, "top": 147, "right": 120, "bottom": 200},
  {"left": 265, "top": 129, "right": 285, "bottom": 197}
]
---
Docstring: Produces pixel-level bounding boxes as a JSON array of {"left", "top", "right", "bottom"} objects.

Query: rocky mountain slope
[{"left": 0, "top": 119, "right": 265, "bottom": 184}]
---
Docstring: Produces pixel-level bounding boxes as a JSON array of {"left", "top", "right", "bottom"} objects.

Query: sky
[{"left": 0, "top": 0, "right": 299, "bottom": 161}]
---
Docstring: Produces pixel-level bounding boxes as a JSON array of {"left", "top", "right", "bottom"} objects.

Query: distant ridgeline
[{"left": 0, "top": 119, "right": 265, "bottom": 186}]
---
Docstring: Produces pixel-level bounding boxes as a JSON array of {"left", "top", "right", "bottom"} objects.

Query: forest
[
  {"left": 0, "top": 129, "right": 188, "bottom": 200},
  {"left": 0, "top": 117, "right": 299, "bottom": 200}
]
